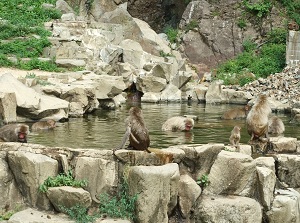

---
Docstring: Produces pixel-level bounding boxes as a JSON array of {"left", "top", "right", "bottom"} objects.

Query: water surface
[{"left": 28, "top": 103, "right": 299, "bottom": 150}]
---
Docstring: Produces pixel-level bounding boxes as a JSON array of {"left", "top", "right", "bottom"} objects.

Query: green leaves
[{"left": 39, "top": 170, "right": 88, "bottom": 193}]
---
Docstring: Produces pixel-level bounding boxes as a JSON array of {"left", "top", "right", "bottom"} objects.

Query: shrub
[
  {"left": 164, "top": 26, "right": 179, "bottom": 44},
  {"left": 39, "top": 170, "right": 88, "bottom": 193},
  {"left": 59, "top": 205, "right": 96, "bottom": 223},
  {"left": 98, "top": 176, "right": 138, "bottom": 221}
]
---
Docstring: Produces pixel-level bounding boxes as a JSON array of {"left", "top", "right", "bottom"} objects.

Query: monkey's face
[
  {"left": 18, "top": 132, "right": 27, "bottom": 143},
  {"left": 184, "top": 120, "right": 194, "bottom": 131}
]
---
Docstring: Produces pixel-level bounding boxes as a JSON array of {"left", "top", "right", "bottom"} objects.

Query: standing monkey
[
  {"left": 0, "top": 124, "right": 29, "bottom": 143},
  {"left": 229, "top": 126, "right": 241, "bottom": 151},
  {"left": 114, "top": 107, "right": 151, "bottom": 153},
  {"left": 246, "top": 94, "right": 272, "bottom": 142}
]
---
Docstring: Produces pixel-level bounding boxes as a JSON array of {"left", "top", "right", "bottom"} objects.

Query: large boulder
[
  {"left": 128, "top": 163, "right": 180, "bottom": 223},
  {"left": 193, "top": 195, "right": 262, "bottom": 222}
]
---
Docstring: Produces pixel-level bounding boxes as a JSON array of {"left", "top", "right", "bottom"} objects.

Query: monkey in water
[
  {"left": 221, "top": 105, "right": 251, "bottom": 120},
  {"left": 268, "top": 116, "right": 285, "bottom": 135},
  {"left": 246, "top": 94, "right": 272, "bottom": 142},
  {"left": 114, "top": 107, "right": 151, "bottom": 153},
  {"left": 162, "top": 116, "right": 194, "bottom": 132},
  {"left": 0, "top": 124, "right": 29, "bottom": 143},
  {"left": 32, "top": 119, "right": 56, "bottom": 131},
  {"left": 229, "top": 126, "right": 241, "bottom": 152}
]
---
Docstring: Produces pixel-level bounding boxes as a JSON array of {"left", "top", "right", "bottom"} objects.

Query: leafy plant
[
  {"left": 184, "top": 20, "right": 198, "bottom": 32},
  {"left": 237, "top": 18, "right": 247, "bottom": 29},
  {"left": 98, "top": 176, "right": 138, "bottom": 221},
  {"left": 25, "top": 72, "right": 36, "bottom": 78},
  {"left": 197, "top": 174, "right": 210, "bottom": 188},
  {"left": 243, "top": 0, "right": 272, "bottom": 18},
  {"left": 39, "top": 170, "right": 88, "bottom": 193},
  {"left": 159, "top": 50, "right": 173, "bottom": 58},
  {"left": 59, "top": 205, "right": 96, "bottom": 223},
  {"left": 164, "top": 26, "right": 179, "bottom": 44}
]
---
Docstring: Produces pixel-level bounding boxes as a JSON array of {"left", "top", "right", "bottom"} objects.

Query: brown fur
[
  {"left": 162, "top": 116, "right": 194, "bottom": 132},
  {"left": 268, "top": 116, "right": 285, "bottom": 135},
  {"left": 229, "top": 126, "right": 241, "bottom": 151},
  {"left": 32, "top": 119, "right": 56, "bottom": 131},
  {"left": 221, "top": 105, "right": 251, "bottom": 120},
  {"left": 115, "top": 107, "right": 150, "bottom": 152},
  {"left": 246, "top": 94, "right": 272, "bottom": 141},
  {"left": 0, "top": 124, "right": 29, "bottom": 143}
]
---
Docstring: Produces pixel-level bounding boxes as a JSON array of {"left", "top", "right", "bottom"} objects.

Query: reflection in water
[{"left": 27, "top": 103, "right": 299, "bottom": 150}]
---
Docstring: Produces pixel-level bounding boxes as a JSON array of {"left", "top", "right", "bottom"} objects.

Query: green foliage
[
  {"left": 25, "top": 72, "right": 37, "bottom": 78},
  {"left": 215, "top": 28, "right": 287, "bottom": 85},
  {"left": 59, "top": 205, "right": 96, "bottom": 223},
  {"left": 243, "top": 0, "right": 272, "bottom": 17},
  {"left": 159, "top": 50, "right": 173, "bottom": 58},
  {"left": 0, "top": 0, "right": 62, "bottom": 71},
  {"left": 0, "top": 205, "right": 22, "bottom": 220},
  {"left": 164, "top": 26, "right": 179, "bottom": 44},
  {"left": 279, "top": 0, "right": 300, "bottom": 25},
  {"left": 39, "top": 170, "right": 88, "bottom": 193},
  {"left": 197, "top": 174, "right": 210, "bottom": 188},
  {"left": 98, "top": 177, "right": 138, "bottom": 221},
  {"left": 184, "top": 20, "right": 198, "bottom": 32},
  {"left": 16, "top": 58, "right": 63, "bottom": 72},
  {"left": 237, "top": 18, "right": 247, "bottom": 29}
]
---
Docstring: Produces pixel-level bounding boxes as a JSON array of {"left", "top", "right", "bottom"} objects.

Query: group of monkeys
[
  {"left": 114, "top": 93, "right": 285, "bottom": 154},
  {"left": 228, "top": 94, "right": 285, "bottom": 151},
  {"left": 0, "top": 94, "right": 284, "bottom": 154},
  {"left": 0, "top": 119, "right": 56, "bottom": 143}
]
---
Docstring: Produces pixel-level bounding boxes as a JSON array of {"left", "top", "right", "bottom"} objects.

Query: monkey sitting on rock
[{"left": 114, "top": 107, "right": 151, "bottom": 153}]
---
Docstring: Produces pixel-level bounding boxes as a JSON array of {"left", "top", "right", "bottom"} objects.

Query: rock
[
  {"left": 204, "top": 150, "right": 256, "bottom": 197},
  {"left": 193, "top": 195, "right": 262, "bottom": 222},
  {"left": 276, "top": 154, "right": 300, "bottom": 187},
  {"left": 8, "top": 208, "right": 73, "bottom": 223},
  {"left": 7, "top": 150, "right": 58, "bottom": 210},
  {"left": 270, "top": 137, "right": 297, "bottom": 153},
  {"left": 0, "top": 92, "right": 17, "bottom": 123},
  {"left": 266, "top": 188, "right": 300, "bottom": 222},
  {"left": 46, "top": 186, "right": 92, "bottom": 212},
  {"left": 128, "top": 163, "right": 180, "bottom": 223},
  {"left": 178, "top": 174, "right": 201, "bottom": 218}
]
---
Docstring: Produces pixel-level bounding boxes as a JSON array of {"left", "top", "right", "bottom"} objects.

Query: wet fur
[
  {"left": 32, "top": 119, "right": 56, "bottom": 131},
  {"left": 162, "top": 116, "right": 194, "bottom": 131},
  {"left": 221, "top": 105, "right": 251, "bottom": 120},
  {"left": 246, "top": 94, "right": 272, "bottom": 140}
]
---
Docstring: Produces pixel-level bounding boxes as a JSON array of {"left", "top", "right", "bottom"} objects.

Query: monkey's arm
[{"left": 113, "top": 124, "right": 131, "bottom": 153}]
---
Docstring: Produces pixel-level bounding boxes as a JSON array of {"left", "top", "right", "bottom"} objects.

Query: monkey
[
  {"left": 0, "top": 124, "right": 29, "bottom": 143},
  {"left": 246, "top": 94, "right": 272, "bottom": 142},
  {"left": 288, "top": 21, "right": 299, "bottom": 31},
  {"left": 31, "top": 119, "right": 56, "bottom": 131},
  {"left": 162, "top": 116, "right": 194, "bottom": 132},
  {"left": 229, "top": 126, "right": 241, "bottom": 152},
  {"left": 268, "top": 116, "right": 285, "bottom": 135},
  {"left": 114, "top": 107, "right": 151, "bottom": 153},
  {"left": 221, "top": 105, "right": 251, "bottom": 120}
]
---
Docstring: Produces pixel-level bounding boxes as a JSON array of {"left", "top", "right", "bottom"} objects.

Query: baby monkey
[{"left": 229, "top": 126, "right": 241, "bottom": 152}]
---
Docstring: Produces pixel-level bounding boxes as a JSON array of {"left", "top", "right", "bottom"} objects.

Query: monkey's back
[
  {"left": 246, "top": 96, "right": 271, "bottom": 137},
  {"left": 127, "top": 107, "right": 150, "bottom": 151}
]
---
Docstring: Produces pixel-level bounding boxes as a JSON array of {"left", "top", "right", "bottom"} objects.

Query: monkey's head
[
  {"left": 184, "top": 118, "right": 194, "bottom": 131},
  {"left": 47, "top": 120, "right": 56, "bottom": 128},
  {"left": 15, "top": 125, "right": 29, "bottom": 143}
]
